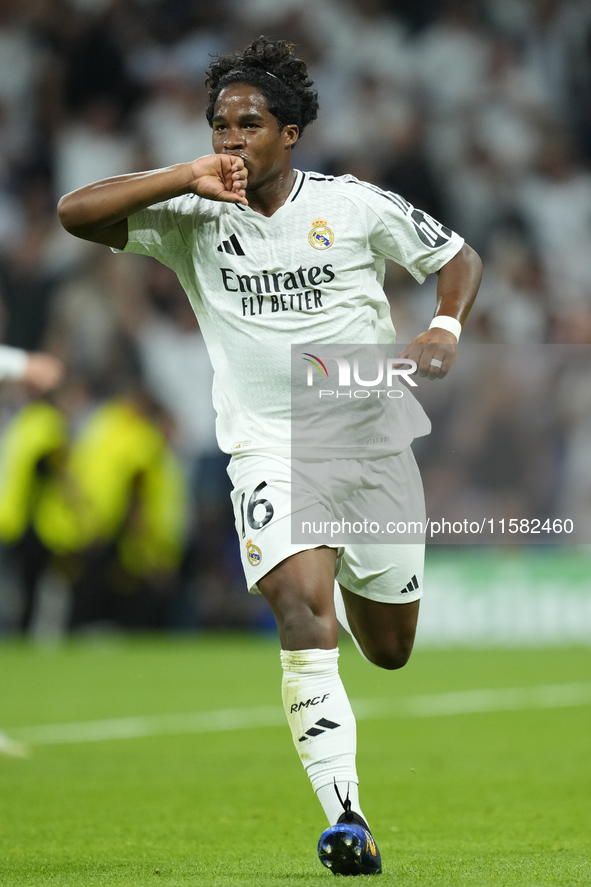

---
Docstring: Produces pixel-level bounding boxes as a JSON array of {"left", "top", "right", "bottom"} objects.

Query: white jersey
[{"left": 121, "top": 170, "right": 464, "bottom": 454}]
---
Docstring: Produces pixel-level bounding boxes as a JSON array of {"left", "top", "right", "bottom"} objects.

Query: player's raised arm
[
  {"left": 57, "top": 155, "right": 248, "bottom": 251},
  {"left": 399, "top": 242, "right": 482, "bottom": 380}
]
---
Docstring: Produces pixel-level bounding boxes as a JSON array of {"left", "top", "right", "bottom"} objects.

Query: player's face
[{"left": 211, "top": 84, "right": 298, "bottom": 189}]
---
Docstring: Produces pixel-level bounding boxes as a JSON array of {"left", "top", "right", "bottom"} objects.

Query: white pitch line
[
  {"left": 0, "top": 731, "right": 29, "bottom": 757},
  {"left": 9, "top": 705, "right": 286, "bottom": 746},
  {"left": 7, "top": 682, "right": 591, "bottom": 748},
  {"left": 352, "top": 682, "right": 591, "bottom": 720}
]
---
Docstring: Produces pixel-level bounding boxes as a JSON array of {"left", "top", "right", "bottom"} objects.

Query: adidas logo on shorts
[{"left": 400, "top": 574, "right": 419, "bottom": 594}]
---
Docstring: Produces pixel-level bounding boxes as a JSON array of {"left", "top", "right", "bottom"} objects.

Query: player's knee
[
  {"left": 365, "top": 637, "right": 414, "bottom": 670},
  {"left": 282, "top": 597, "right": 331, "bottom": 636},
  {"left": 368, "top": 650, "right": 410, "bottom": 671},
  {"left": 271, "top": 585, "right": 336, "bottom": 648}
]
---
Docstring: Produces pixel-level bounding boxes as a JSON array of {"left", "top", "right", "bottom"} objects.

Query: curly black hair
[{"left": 205, "top": 36, "right": 319, "bottom": 140}]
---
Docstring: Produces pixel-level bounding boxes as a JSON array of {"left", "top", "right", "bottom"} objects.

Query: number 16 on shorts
[
  {"left": 238, "top": 482, "right": 273, "bottom": 569},
  {"left": 239, "top": 481, "right": 275, "bottom": 537}
]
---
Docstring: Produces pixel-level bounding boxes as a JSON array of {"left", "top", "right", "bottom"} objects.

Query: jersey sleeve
[
  {"left": 0, "top": 345, "right": 28, "bottom": 381},
  {"left": 346, "top": 178, "right": 464, "bottom": 283},
  {"left": 118, "top": 194, "right": 199, "bottom": 272}
]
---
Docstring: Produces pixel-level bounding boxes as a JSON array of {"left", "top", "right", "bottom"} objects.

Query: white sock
[
  {"left": 280, "top": 647, "right": 366, "bottom": 825},
  {"left": 316, "top": 780, "right": 363, "bottom": 826},
  {"left": 334, "top": 581, "right": 371, "bottom": 664}
]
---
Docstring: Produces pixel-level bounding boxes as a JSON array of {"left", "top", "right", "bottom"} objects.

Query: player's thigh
[
  {"left": 340, "top": 588, "right": 420, "bottom": 669},
  {"left": 337, "top": 542, "right": 424, "bottom": 668},
  {"left": 228, "top": 452, "right": 317, "bottom": 593},
  {"left": 228, "top": 453, "right": 340, "bottom": 647}
]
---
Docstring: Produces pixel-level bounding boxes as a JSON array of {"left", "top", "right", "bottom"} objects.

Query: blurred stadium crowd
[{"left": 1, "top": 0, "right": 591, "bottom": 635}]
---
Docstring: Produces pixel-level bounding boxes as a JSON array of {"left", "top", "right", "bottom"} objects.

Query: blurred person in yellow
[
  {"left": 0, "top": 378, "right": 187, "bottom": 633},
  {"left": 0, "top": 391, "right": 69, "bottom": 632},
  {"left": 0, "top": 343, "right": 67, "bottom": 634},
  {"left": 35, "top": 388, "right": 188, "bottom": 631}
]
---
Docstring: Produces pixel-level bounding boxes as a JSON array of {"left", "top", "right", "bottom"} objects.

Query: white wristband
[
  {"left": 428, "top": 315, "right": 462, "bottom": 342},
  {"left": 0, "top": 345, "right": 28, "bottom": 380}
]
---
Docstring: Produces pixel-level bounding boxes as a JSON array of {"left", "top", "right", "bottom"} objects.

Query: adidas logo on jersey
[
  {"left": 298, "top": 718, "right": 341, "bottom": 742},
  {"left": 217, "top": 233, "right": 245, "bottom": 256},
  {"left": 400, "top": 574, "right": 419, "bottom": 594}
]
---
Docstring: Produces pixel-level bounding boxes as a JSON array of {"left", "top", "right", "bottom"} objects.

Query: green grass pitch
[{"left": 1, "top": 635, "right": 590, "bottom": 886}]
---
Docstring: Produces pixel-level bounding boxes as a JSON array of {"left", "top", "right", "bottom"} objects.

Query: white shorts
[{"left": 227, "top": 449, "right": 424, "bottom": 604}]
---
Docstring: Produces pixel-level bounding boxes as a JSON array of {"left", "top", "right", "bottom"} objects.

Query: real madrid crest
[
  {"left": 308, "top": 218, "right": 334, "bottom": 250},
  {"left": 245, "top": 538, "right": 262, "bottom": 567}
]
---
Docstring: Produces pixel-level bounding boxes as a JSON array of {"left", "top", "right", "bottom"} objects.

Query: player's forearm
[
  {"left": 432, "top": 243, "right": 482, "bottom": 329},
  {"left": 400, "top": 243, "right": 482, "bottom": 377},
  {"left": 0, "top": 346, "right": 64, "bottom": 391},
  {"left": 57, "top": 163, "right": 195, "bottom": 243}
]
